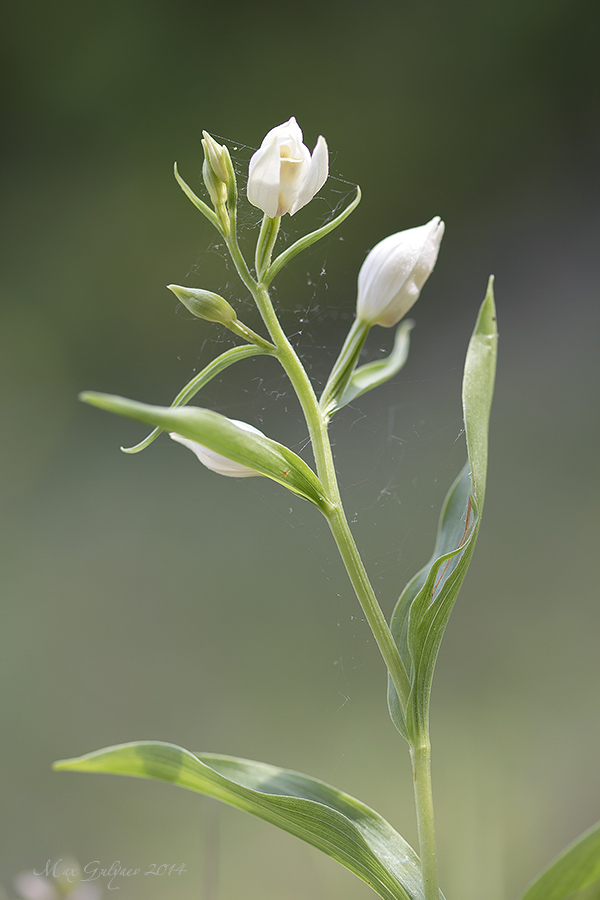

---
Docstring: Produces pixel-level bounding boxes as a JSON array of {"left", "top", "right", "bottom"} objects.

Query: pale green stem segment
[
  {"left": 325, "top": 506, "right": 411, "bottom": 706},
  {"left": 228, "top": 319, "right": 275, "bottom": 351},
  {"left": 319, "top": 317, "right": 371, "bottom": 417},
  {"left": 255, "top": 216, "right": 281, "bottom": 282},
  {"left": 226, "top": 230, "right": 256, "bottom": 295},
  {"left": 410, "top": 736, "right": 439, "bottom": 900},
  {"left": 241, "top": 274, "right": 410, "bottom": 712}
]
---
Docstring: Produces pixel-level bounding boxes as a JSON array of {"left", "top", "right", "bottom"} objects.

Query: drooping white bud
[
  {"left": 356, "top": 217, "right": 445, "bottom": 328},
  {"left": 247, "top": 117, "right": 328, "bottom": 218},
  {"left": 170, "top": 420, "right": 263, "bottom": 477}
]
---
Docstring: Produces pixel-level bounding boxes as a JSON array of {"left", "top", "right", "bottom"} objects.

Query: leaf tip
[
  {"left": 79, "top": 390, "right": 106, "bottom": 408},
  {"left": 52, "top": 757, "right": 75, "bottom": 772},
  {"left": 476, "top": 276, "right": 497, "bottom": 337}
]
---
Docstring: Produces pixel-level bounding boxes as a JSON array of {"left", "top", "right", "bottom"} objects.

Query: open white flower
[
  {"left": 356, "top": 217, "right": 445, "bottom": 328},
  {"left": 247, "top": 117, "right": 328, "bottom": 218},
  {"left": 170, "top": 420, "right": 263, "bottom": 477}
]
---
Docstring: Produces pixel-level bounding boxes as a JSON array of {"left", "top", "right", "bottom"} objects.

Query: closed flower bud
[
  {"left": 247, "top": 117, "right": 328, "bottom": 218},
  {"left": 202, "top": 131, "right": 229, "bottom": 184},
  {"left": 170, "top": 421, "right": 263, "bottom": 477},
  {"left": 356, "top": 217, "right": 445, "bottom": 328},
  {"left": 167, "top": 284, "right": 237, "bottom": 326},
  {"left": 201, "top": 131, "right": 231, "bottom": 210}
]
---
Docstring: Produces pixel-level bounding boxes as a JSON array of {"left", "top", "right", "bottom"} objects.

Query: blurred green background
[{"left": 1, "top": 0, "right": 599, "bottom": 898}]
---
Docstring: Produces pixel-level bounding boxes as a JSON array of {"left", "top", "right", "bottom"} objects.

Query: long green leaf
[
  {"left": 121, "top": 344, "right": 270, "bottom": 454},
  {"left": 81, "top": 392, "right": 331, "bottom": 511},
  {"left": 54, "top": 741, "right": 444, "bottom": 900},
  {"left": 462, "top": 276, "right": 497, "bottom": 509},
  {"left": 520, "top": 820, "right": 600, "bottom": 900},
  {"left": 388, "top": 279, "right": 497, "bottom": 740}
]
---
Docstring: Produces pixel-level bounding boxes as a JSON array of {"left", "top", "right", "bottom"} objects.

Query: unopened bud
[
  {"left": 167, "top": 284, "right": 236, "bottom": 326},
  {"left": 201, "top": 131, "right": 231, "bottom": 209},
  {"left": 356, "top": 217, "right": 444, "bottom": 328},
  {"left": 247, "top": 117, "right": 328, "bottom": 218},
  {"left": 202, "top": 131, "right": 230, "bottom": 183}
]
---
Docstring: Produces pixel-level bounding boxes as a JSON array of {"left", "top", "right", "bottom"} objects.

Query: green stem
[
  {"left": 224, "top": 219, "right": 257, "bottom": 295},
  {"left": 326, "top": 506, "right": 411, "bottom": 706},
  {"left": 255, "top": 216, "right": 281, "bottom": 282},
  {"left": 226, "top": 204, "right": 439, "bottom": 900},
  {"left": 246, "top": 281, "right": 410, "bottom": 709},
  {"left": 410, "top": 735, "right": 439, "bottom": 900}
]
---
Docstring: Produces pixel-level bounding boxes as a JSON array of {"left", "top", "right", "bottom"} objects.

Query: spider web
[{"left": 172, "top": 135, "right": 465, "bottom": 709}]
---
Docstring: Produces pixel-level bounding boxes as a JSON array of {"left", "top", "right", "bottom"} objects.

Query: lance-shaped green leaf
[
  {"left": 80, "top": 392, "right": 331, "bottom": 511},
  {"left": 388, "top": 279, "right": 497, "bottom": 741},
  {"left": 54, "top": 741, "right": 445, "bottom": 900},
  {"left": 519, "top": 819, "right": 600, "bottom": 900},
  {"left": 121, "top": 344, "right": 272, "bottom": 454},
  {"left": 336, "top": 319, "right": 413, "bottom": 412},
  {"left": 265, "top": 187, "right": 361, "bottom": 285},
  {"left": 173, "top": 162, "right": 224, "bottom": 234}
]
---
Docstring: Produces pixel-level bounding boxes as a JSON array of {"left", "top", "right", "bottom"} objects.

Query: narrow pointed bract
[
  {"left": 357, "top": 218, "right": 445, "bottom": 328},
  {"left": 248, "top": 118, "right": 329, "bottom": 217}
]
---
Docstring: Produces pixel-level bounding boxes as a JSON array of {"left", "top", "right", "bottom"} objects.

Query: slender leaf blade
[
  {"left": 387, "top": 464, "right": 476, "bottom": 738},
  {"left": 121, "top": 344, "right": 269, "bottom": 454},
  {"left": 339, "top": 320, "right": 413, "bottom": 408},
  {"left": 265, "top": 187, "right": 361, "bottom": 285},
  {"left": 173, "top": 162, "right": 223, "bottom": 233},
  {"left": 463, "top": 276, "right": 497, "bottom": 509},
  {"left": 520, "top": 820, "right": 600, "bottom": 900},
  {"left": 388, "top": 280, "right": 497, "bottom": 740},
  {"left": 54, "top": 741, "right": 444, "bottom": 900},
  {"left": 81, "top": 392, "right": 331, "bottom": 511}
]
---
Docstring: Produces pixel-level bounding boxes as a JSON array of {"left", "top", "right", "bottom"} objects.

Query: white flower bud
[
  {"left": 247, "top": 117, "right": 328, "bottom": 218},
  {"left": 356, "top": 217, "right": 445, "bottom": 328},
  {"left": 170, "top": 420, "right": 263, "bottom": 477}
]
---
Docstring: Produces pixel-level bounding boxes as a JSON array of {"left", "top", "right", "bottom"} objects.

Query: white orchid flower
[
  {"left": 247, "top": 117, "right": 328, "bottom": 218},
  {"left": 356, "top": 217, "right": 445, "bottom": 328},
  {"left": 170, "top": 420, "right": 263, "bottom": 477}
]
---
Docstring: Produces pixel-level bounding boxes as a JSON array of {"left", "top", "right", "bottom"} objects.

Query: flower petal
[
  {"left": 247, "top": 131, "right": 283, "bottom": 218},
  {"left": 248, "top": 119, "right": 326, "bottom": 217},
  {"left": 357, "top": 218, "right": 444, "bottom": 327},
  {"left": 170, "top": 421, "right": 263, "bottom": 478},
  {"left": 290, "top": 135, "right": 329, "bottom": 215}
]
